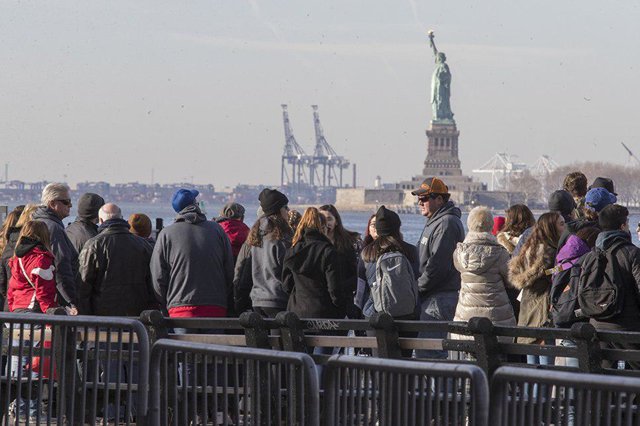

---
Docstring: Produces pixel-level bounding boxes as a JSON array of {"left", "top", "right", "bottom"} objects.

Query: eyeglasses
[{"left": 55, "top": 199, "right": 72, "bottom": 206}]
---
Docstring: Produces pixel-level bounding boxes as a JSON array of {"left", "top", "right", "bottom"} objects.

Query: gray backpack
[{"left": 372, "top": 252, "right": 418, "bottom": 317}]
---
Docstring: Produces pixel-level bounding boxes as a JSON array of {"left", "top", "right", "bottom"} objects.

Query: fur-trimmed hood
[{"left": 508, "top": 243, "right": 556, "bottom": 290}]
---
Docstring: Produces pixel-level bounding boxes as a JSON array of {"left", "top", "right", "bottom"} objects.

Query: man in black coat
[{"left": 78, "top": 203, "right": 155, "bottom": 316}]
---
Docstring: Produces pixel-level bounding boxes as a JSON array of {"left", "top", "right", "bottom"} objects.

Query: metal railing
[
  {"left": 490, "top": 366, "right": 640, "bottom": 425},
  {"left": 323, "top": 355, "right": 489, "bottom": 426},
  {"left": 0, "top": 311, "right": 149, "bottom": 425},
  {"left": 148, "top": 339, "right": 319, "bottom": 426}
]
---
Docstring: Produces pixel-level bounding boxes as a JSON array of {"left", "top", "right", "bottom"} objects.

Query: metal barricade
[
  {"left": 148, "top": 339, "right": 319, "bottom": 426},
  {"left": 490, "top": 366, "right": 640, "bottom": 425},
  {"left": 322, "top": 355, "right": 489, "bottom": 426},
  {"left": 0, "top": 312, "right": 149, "bottom": 425}
]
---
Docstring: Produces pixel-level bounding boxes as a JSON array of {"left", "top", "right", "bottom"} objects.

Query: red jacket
[
  {"left": 8, "top": 246, "right": 58, "bottom": 313},
  {"left": 218, "top": 219, "right": 250, "bottom": 258}
]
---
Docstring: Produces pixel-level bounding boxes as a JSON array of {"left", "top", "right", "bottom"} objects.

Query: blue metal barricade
[
  {"left": 490, "top": 365, "right": 640, "bottom": 425},
  {"left": 148, "top": 339, "right": 319, "bottom": 426},
  {"left": 322, "top": 355, "right": 489, "bottom": 426},
  {"left": 0, "top": 311, "right": 149, "bottom": 425}
]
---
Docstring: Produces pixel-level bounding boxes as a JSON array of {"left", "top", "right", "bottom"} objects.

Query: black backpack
[
  {"left": 577, "top": 240, "right": 630, "bottom": 320},
  {"left": 550, "top": 258, "right": 585, "bottom": 328}
]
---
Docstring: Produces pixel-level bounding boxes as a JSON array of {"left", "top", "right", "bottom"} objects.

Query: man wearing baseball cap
[{"left": 412, "top": 177, "right": 465, "bottom": 359}]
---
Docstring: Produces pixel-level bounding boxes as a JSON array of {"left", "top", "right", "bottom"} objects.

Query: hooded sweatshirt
[
  {"left": 32, "top": 206, "right": 78, "bottom": 305},
  {"left": 282, "top": 229, "right": 349, "bottom": 318},
  {"left": 417, "top": 201, "right": 465, "bottom": 297},
  {"left": 217, "top": 218, "right": 250, "bottom": 259},
  {"left": 452, "top": 232, "right": 516, "bottom": 332},
  {"left": 150, "top": 204, "right": 234, "bottom": 316},
  {"left": 8, "top": 237, "right": 57, "bottom": 313}
]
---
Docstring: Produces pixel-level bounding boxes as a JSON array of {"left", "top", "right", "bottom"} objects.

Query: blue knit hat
[
  {"left": 585, "top": 187, "right": 617, "bottom": 213},
  {"left": 172, "top": 189, "right": 199, "bottom": 213}
]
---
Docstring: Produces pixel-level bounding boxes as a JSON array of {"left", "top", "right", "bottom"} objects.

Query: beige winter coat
[
  {"left": 508, "top": 243, "right": 556, "bottom": 344},
  {"left": 452, "top": 232, "right": 516, "bottom": 341}
]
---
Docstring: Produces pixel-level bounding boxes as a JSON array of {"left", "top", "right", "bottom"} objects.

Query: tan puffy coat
[
  {"left": 452, "top": 232, "right": 516, "bottom": 340},
  {"left": 508, "top": 243, "right": 556, "bottom": 344}
]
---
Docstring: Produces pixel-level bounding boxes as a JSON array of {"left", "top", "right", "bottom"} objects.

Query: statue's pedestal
[
  {"left": 395, "top": 118, "right": 485, "bottom": 205},
  {"left": 423, "top": 120, "right": 462, "bottom": 177}
]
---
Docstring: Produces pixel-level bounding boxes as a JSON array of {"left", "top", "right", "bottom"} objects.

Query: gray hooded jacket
[
  {"left": 150, "top": 205, "right": 234, "bottom": 311},
  {"left": 417, "top": 201, "right": 465, "bottom": 297},
  {"left": 32, "top": 206, "right": 79, "bottom": 305}
]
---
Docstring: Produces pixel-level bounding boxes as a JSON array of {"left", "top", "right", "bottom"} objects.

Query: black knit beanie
[
  {"left": 548, "top": 190, "right": 576, "bottom": 218},
  {"left": 258, "top": 188, "right": 289, "bottom": 216},
  {"left": 77, "top": 193, "right": 105, "bottom": 221},
  {"left": 375, "top": 205, "right": 401, "bottom": 237}
]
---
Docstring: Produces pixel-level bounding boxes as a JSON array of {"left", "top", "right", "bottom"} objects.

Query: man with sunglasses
[
  {"left": 32, "top": 183, "right": 79, "bottom": 313},
  {"left": 411, "top": 177, "right": 464, "bottom": 359}
]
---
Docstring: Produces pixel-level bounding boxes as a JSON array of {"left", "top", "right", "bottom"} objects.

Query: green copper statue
[{"left": 428, "top": 31, "right": 454, "bottom": 121}]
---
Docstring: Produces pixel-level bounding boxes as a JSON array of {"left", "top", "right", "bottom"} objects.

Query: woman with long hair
[
  {"left": 360, "top": 206, "right": 419, "bottom": 317},
  {"left": 7, "top": 221, "right": 58, "bottom": 314},
  {"left": 497, "top": 204, "right": 535, "bottom": 254},
  {"left": 355, "top": 214, "right": 378, "bottom": 316},
  {"left": 360, "top": 206, "right": 419, "bottom": 357},
  {"left": 247, "top": 188, "right": 293, "bottom": 318},
  {"left": 282, "top": 207, "right": 352, "bottom": 319},
  {"left": 0, "top": 206, "right": 25, "bottom": 254},
  {"left": 0, "top": 205, "right": 27, "bottom": 310},
  {"left": 319, "top": 205, "right": 361, "bottom": 310},
  {"left": 509, "top": 212, "right": 565, "bottom": 366}
]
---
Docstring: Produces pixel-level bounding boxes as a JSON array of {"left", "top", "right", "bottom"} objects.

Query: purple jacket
[{"left": 554, "top": 234, "right": 590, "bottom": 277}]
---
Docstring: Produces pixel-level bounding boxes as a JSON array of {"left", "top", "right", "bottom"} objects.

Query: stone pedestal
[{"left": 423, "top": 120, "right": 462, "bottom": 177}]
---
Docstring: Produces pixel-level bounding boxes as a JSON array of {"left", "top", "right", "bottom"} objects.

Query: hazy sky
[{"left": 2, "top": 1, "right": 640, "bottom": 189}]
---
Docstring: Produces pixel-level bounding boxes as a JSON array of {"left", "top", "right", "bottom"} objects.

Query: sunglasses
[
  {"left": 56, "top": 199, "right": 72, "bottom": 206},
  {"left": 418, "top": 194, "right": 439, "bottom": 203}
]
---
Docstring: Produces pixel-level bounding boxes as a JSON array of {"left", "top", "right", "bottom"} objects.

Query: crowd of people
[{"left": 0, "top": 171, "right": 639, "bottom": 373}]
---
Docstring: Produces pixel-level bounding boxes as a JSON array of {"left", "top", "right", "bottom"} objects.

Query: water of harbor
[
  {"left": 6, "top": 201, "right": 640, "bottom": 246},
  {"left": 85, "top": 202, "right": 640, "bottom": 247}
]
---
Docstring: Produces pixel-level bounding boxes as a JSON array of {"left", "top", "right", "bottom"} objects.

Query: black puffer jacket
[
  {"left": 0, "top": 227, "right": 21, "bottom": 309},
  {"left": 78, "top": 219, "right": 155, "bottom": 316},
  {"left": 282, "top": 230, "right": 353, "bottom": 319},
  {"left": 66, "top": 219, "right": 99, "bottom": 254}
]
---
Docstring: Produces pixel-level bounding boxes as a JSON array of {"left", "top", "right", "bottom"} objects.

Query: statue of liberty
[{"left": 428, "top": 31, "right": 454, "bottom": 121}]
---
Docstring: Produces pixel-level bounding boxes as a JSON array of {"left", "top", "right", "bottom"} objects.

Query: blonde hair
[
  {"left": 17, "top": 220, "right": 52, "bottom": 253},
  {"left": 15, "top": 204, "right": 38, "bottom": 228},
  {"left": 467, "top": 206, "right": 493, "bottom": 233},
  {"left": 292, "top": 207, "right": 326, "bottom": 246},
  {"left": 41, "top": 183, "right": 70, "bottom": 206}
]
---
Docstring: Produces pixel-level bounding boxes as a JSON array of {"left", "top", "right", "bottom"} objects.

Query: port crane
[
  {"left": 310, "top": 105, "right": 350, "bottom": 188},
  {"left": 621, "top": 142, "right": 640, "bottom": 167},
  {"left": 280, "top": 104, "right": 311, "bottom": 189}
]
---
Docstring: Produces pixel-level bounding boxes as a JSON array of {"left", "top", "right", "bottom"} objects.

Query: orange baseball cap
[{"left": 411, "top": 177, "right": 449, "bottom": 196}]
